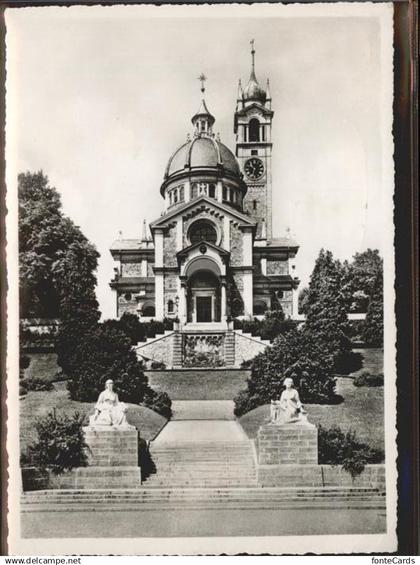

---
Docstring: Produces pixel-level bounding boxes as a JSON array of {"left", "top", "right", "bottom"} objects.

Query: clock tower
[{"left": 234, "top": 41, "right": 274, "bottom": 240}]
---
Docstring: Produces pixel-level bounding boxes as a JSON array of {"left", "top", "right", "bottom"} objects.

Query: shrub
[
  {"left": 234, "top": 309, "right": 296, "bottom": 342},
  {"left": 151, "top": 360, "right": 166, "bottom": 370},
  {"left": 28, "top": 411, "right": 87, "bottom": 474},
  {"left": 20, "top": 376, "right": 53, "bottom": 394},
  {"left": 353, "top": 371, "right": 384, "bottom": 387},
  {"left": 363, "top": 272, "right": 383, "bottom": 347},
  {"left": 234, "top": 328, "right": 337, "bottom": 416},
  {"left": 318, "top": 425, "right": 384, "bottom": 478},
  {"left": 142, "top": 389, "right": 172, "bottom": 419}
]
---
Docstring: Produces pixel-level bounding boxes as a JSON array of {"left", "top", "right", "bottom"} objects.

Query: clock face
[{"left": 244, "top": 158, "right": 264, "bottom": 181}]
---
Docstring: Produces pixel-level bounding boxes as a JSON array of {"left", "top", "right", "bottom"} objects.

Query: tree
[
  {"left": 298, "top": 287, "right": 310, "bottom": 315},
  {"left": 304, "top": 249, "right": 351, "bottom": 357},
  {"left": 363, "top": 271, "right": 384, "bottom": 347},
  {"left": 234, "top": 327, "right": 337, "bottom": 415},
  {"left": 66, "top": 323, "right": 149, "bottom": 404},
  {"left": 18, "top": 171, "right": 100, "bottom": 319},
  {"left": 344, "top": 249, "right": 383, "bottom": 313}
]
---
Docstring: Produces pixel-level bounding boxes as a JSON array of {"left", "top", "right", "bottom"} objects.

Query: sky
[{"left": 6, "top": 4, "right": 394, "bottom": 320}]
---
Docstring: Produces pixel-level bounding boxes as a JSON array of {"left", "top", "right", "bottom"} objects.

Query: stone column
[
  {"left": 223, "top": 216, "right": 230, "bottom": 251},
  {"left": 261, "top": 257, "right": 267, "bottom": 275},
  {"left": 141, "top": 258, "right": 148, "bottom": 277},
  {"left": 243, "top": 270, "right": 253, "bottom": 317},
  {"left": 216, "top": 180, "right": 223, "bottom": 203},
  {"left": 221, "top": 279, "right": 227, "bottom": 322},
  {"left": 292, "top": 286, "right": 299, "bottom": 318}
]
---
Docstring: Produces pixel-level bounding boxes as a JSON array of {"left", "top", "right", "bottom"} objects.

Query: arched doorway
[{"left": 187, "top": 270, "right": 220, "bottom": 323}]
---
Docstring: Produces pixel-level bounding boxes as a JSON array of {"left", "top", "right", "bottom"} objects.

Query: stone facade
[
  {"left": 257, "top": 463, "right": 386, "bottom": 489},
  {"left": 109, "top": 54, "right": 301, "bottom": 366},
  {"left": 257, "top": 423, "right": 318, "bottom": 465},
  {"left": 234, "top": 331, "right": 269, "bottom": 366},
  {"left": 136, "top": 332, "right": 175, "bottom": 366}
]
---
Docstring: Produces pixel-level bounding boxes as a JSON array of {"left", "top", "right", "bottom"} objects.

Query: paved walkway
[
  {"left": 171, "top": 400, "right": 235, "bottom": 420},
  {"left": 154, "top": 420, "right": 248, "bottom": 443}
]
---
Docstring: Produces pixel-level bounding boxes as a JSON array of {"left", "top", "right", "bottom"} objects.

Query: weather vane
[{"left": 198, "top": 73, "right": 207, "bottom": 94}]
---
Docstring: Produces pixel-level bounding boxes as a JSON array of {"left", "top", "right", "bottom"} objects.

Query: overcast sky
[{"left": 6, "top": 4, "right": 394, "bottom": 320}]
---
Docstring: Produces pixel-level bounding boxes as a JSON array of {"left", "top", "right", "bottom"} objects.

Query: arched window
[
  {"left": 209, "top": 184, "right": 216, "bottom": 198},
  {"left": 174, "top": 188, "right": 178, "bottom": 203},
  {"left": 142, "top": 303, "right": 155, "bottom": 317},
  {"left": 188, "top": 220, "right": 217, "bottom": 245},
  {"left": 249, "top": 118, "right": 260, "bottom": 142},
  {"left": 167, "top": 299, "right": 174, "bottom": 314},
  {"left": 232, "top": 298, "right": 244, "bottom": 317},
  {"left": 254, "top": 300, "right": 267, "bottom": 315},
  {"left": 179, "top": 186, "right": 184, "bottom": 201},
  {"left": 223, "top": 186, "right": 227, "bottom": 201}
]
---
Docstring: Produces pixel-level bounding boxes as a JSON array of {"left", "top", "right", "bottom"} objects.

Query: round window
[
  {"left": 188, "top": 220, "right": 217, "bottom": 245},
  {"left": 124, "top": 292, "right": 132, "bottom": 301}
]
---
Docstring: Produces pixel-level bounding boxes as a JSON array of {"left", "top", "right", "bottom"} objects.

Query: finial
[
  {"left": 141, "top": 219, "right": 148, "bottom": 241},
  {"left": 186, "top": 133, "right": 191, "bottom": 142},
  {"left": 198, "top": 73, "right": 207, "bottom": 95},
  {"left": 216, "top": 132, "right": 221, "bottom": 142},
  {"left": 118, "top": 230, "right": 123, "bottom": 240},
  {"left": 250, "top": 39, "right": 255, "bottom": 70}
]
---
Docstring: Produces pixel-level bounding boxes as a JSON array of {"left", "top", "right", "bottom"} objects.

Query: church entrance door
[{"left": 196, "top": 296, "right": 212, "bottom": 323}]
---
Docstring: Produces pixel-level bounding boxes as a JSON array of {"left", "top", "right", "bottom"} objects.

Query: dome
[
  {"left": 243, "top": 69, "right": 266, "bottom": 103},
  {"left": 165, "top": 136, "right": 241, "bottom": 179}
]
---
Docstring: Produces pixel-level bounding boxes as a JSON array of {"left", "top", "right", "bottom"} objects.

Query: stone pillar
[
  {"left": 155, "top": 273, "right": 164, "bottom": 320},
  {"left": 76, "top": 428, "right": 141, "bottom": 489},
  {"left": 141, "top": 258, "right": 147, "bottom": 277},
  {"left": 176, "top": 218, "right": 183, "bottom": 251},
  {"left": 261, "top": 257, "right": 267, "bottom": 275},
  {"left": 223, "top": 216, "right": 230, "bottom": 251},
  {"left": 257, "top": 423, "right": 318, "bottom": 465},
  {"left": 179, "top": 279, "right": 187, "bottom": 325},
  {"left": 243, "top": 270, "right": 253, "bottom": 317},
  {"left": 292, "top": 286, "right": 299, "bottom": 318},
  {"left": 216, "top": 180, "right": 223, "bottom": 203},
  {"left": 221, "top": 282, "right": 227, "bottom": 322}
]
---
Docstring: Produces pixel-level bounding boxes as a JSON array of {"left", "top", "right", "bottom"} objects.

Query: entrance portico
[{"left": 177, "top": 243, "right": 228, "bottom": 326}]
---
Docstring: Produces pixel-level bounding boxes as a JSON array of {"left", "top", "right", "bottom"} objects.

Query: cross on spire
[
  {"left": 198, "top": 73, "right": 207, "bottom": 94},
  {"left": 250, "top": 39, "right": 255, "bottom": 69}
]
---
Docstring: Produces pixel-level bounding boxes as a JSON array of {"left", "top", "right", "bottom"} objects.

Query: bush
[
  {"left": 142, "top": 389, "right": 172, "bottom": 419},
  {"left": 151, "top": 360, "right": 166, "bottom": 370},
  {"left": 334, "top": 350, "right": 363, "bottom": 375},
  {"left": 234, "top": 328, "right": 337, "bottom": 416},
  {"left": 20, "top": 376, "right": 53, "bottom": 395},
  {"left": 353, "top": 371, "right": 384, "bottom": 387},
  {"left": 28, "top": 411, "right": 87, "bottom": 474},
  {"left": 67, "top": 323, "right": 149, "bottom": 404},
  {"left": 318, "top": 425, "right": 384, "bottom": 478},
  {"left": 346, "top": 319, "right": 366, "bottom": 343},
  {"left": 234, "top": 309, "right": 296, "bottom": 342}
]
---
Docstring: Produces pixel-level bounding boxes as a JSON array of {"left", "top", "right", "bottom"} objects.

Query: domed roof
[{"left": 165, "top": 136, "right": 241, "bottom": 179}]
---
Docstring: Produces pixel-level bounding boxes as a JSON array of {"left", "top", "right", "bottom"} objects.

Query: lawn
[
  {"left": 20, "top": 388, "right": 168, "bottom": 454},
  {"left": 352, "top": 347, "right": 383, "bottom": 376},
  {"left": 239, "top": 349, "right": 384, "bottom": 452},
  {"left": 145, "top": 369, "right": 250, "bottom": 400}
]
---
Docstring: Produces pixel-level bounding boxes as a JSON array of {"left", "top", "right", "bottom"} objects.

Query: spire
[
  {"left": 243, "top": 40, "right": 267, "bottom": 104},
  {"left": 237, "top": 78, "right": 243, "bottom": 100},
  {"left": 141, "top": 219, "right": 148, "bottom": 241},
  {"left": 191, "top": 73, "right": 215, "bottom": 136},
  {"left": 266, "top": 78, "right": 271, "bottom": 100}
]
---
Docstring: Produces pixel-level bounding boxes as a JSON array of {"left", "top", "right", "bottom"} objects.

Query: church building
[{"left": 110, "top": 45, "right": 300, "bottom": 336}]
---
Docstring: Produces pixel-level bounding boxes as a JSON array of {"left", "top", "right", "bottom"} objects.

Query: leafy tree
[
  {"left": 67, "top": 324, "right": 149, "bottom": 404},
  {"left": 305, "top": 249, "right": 351, "bottom": 357},
  {"left": 234, "top": 327, "right": 336, "bottom": 415},
  {"left": 344, "top": 249, "right": 383, "bottom": 313},
  {"left": 18, "top": 171, "right": 100, "bottom": 319},
  {"left": 28, "top": 411, "right": 88, "bottom": 474},
  {"left": 363, "top": 271, "right": 384, "bottom": 347}
]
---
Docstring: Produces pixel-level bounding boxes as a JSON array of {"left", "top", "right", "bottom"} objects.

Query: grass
[
  {"left": 352, "top": 348, "right": 383, "bottom": 375},
  {"left": 20, "top": 389, "right": 168, "bottom": 454},
  {"left": 23, "top": 352, "right": 60, "bottom": 382},
  {"left": 239, "top": 349, "right": 384, "bottom": 452},
  {"left": 145, "top": 370, "right": 250, "bottom": 400}
]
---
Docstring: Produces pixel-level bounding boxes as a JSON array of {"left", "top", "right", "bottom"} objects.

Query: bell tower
[{"left": 234, "top": 41, "right": 274, "bottom": 240}]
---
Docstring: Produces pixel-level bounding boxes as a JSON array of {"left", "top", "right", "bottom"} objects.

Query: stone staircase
[
  {"left": 143, "top": 440, "right": 258, "bottom": 488},
  {"left": 21, "top": 486, "right": 385, "bottom": 513}
]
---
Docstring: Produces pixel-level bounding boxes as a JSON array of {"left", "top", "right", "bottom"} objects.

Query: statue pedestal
[
  {"left": 75, "top": 427, "right": 141, "bottom": 489},
  {"left": 257, "top": 422, "right": 318, "bottom": 465}
]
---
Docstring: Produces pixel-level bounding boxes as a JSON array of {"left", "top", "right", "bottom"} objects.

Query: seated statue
[
  {"left": 275, "top": 377, "right": 308, "bottom": 424},
  {"left": 88, "top": 379, "right": 135, "bottom": 429}
]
